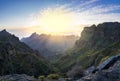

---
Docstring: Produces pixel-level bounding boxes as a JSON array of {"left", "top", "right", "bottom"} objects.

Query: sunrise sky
[{"left": 0, "top": 0, "right": 120, "bottom": 38}]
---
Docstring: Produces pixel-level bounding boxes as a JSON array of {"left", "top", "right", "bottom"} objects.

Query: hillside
[
  {"left": 55, "top": 22, "right": 120, "bottom": 72},
  {"left": 21, "top": 33, "right": 79, "bottom": 59},
  {"left": 0, "top": 29, "right": 53, "bottom": 77}
]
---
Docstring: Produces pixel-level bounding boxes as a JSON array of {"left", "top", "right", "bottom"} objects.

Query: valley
[{"left": 0, "top": 22, "right": 120, "bottom": 81}]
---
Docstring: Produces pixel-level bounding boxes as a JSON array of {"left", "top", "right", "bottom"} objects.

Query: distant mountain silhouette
[{"left": 21, "top": 33, "right": 79, "bottom": 60}]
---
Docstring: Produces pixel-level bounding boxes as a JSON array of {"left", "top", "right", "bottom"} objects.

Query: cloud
[
  {"left": 1, "top": 0, "right": 120, "bottom": 38},
  {"left": 22, "top": 0, "right": 120, "bottom": 37},
  {"left": 69, "top": 0, "right": 120, "bottom": 25},
  {"left": 82, "top": 5, "right": 120, "bottom": 14},
  {"left": 31, "top": 0, "right": 120, "bottom": 26},
  {"left": 78, "top": 0, "right": 99, "bottom": 7}
]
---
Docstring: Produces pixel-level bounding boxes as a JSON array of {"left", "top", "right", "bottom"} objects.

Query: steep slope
[
  {"left": 21, "top": 33, "right": 79, "bottom": 59},
  {"left": 0, "top": 29, "right": 53, "bottom": 77},
  {"left": 55, "top": 22, "right": 120, "bottom": 72}
]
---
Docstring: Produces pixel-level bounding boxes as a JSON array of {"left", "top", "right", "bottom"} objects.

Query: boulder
[
  {"left": 76, "top": 60, "right": 120, "bottom": 81},
  {"left": 92, "top": 60, "right": 120, "bottom": 81},
  {"left": 76, "top": 53, "right": 120, "bottom": 81},
  {"left": 96, "top": 54, "right": 120, "bottom": 71}
]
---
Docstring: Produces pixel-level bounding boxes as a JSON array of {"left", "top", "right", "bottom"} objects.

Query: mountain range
[
  {"left": 21, "top": 33, "right": 79, "bottom": 60},
  {"left": 0, "top": 22, "right": 120, "bottom": 81}
]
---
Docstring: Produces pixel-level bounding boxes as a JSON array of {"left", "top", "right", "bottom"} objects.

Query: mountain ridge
[
  {"left": 21, "top": 33, "right": 79, "bottom": 60},
  {"left": 55, "top": 22, "right": 120, "bottom": 72}
]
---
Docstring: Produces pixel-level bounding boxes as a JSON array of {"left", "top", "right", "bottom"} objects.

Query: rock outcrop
[
  {"left": 86, "top": 54, "right": 120, "bottom": 74},
  {"left": 96, "top": 54, "right": 120, "bottom": 71},
  {"left": 77, "top": 54, "right": 120, "bottom": 81}
]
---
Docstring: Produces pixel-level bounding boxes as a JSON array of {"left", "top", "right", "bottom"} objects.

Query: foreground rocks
[
  {"left": 96, "top": 54, "right": 120, "bottom": 71},
  {"left": 93, "top": 61, "right": 120, "bottom": 81},
  {"left": 0, "top": 74, "right": 39, "bottom": 81},
  {"left": 0, "top": 74, "right": 71, "bottom": 81},
  {"left": 77, "top": 54, "right": 120, "bottom": 81}
]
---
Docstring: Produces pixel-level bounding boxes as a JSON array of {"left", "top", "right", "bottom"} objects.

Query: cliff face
[
  {"left": 76, "top": 22, "right": 120, "bottom": 48},
  {"left": 0, "top": 30, "right": 53, "bottom": 77},
  {"left": 55, "top": 22, "right": 120, "bottom": 72}
]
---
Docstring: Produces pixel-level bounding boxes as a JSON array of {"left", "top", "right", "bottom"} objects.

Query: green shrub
[
  {"left": 47, "top": 74, "right": 60, "bottom": 80},
  {"left": 38, "top": 75, "right": 45, "bottom": 81}
]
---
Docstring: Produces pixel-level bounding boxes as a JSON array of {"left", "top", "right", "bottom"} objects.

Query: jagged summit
[
  {"left": 0, "top": 29, "right": 19, "bottom": 42},
  {"left": 0, "top": 29, "right": 9, "bottom": 34},
  {"left": 1, "top": 29, "right": 7, "bottom": 32},
  {"left": 30, "top": 32, "right": 39, "bottom": 37}
]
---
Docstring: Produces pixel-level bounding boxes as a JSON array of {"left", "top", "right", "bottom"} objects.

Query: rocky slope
[
  {"left": 0, "top": 29, "right": 53, "bottom": 77},
  {"left": 21, "top": 33, "right": 79, "bottom": 59},
  {"left": 77, "top": 54, "right": 120, "bottom": 81},
  {"left": 55, "top": 22, "right": 120, "bottom": 72},
  {"left": 0, "top": 54, "right": 120, "bottom": 81}
]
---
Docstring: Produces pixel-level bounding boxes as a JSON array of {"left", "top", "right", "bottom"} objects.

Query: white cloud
[
  {"left": 79, "top": 0, "right": 99, "bottom": 7},
  {"left": 82, "top": 5, "right": 120, "bottom": 15},
  {"left": 64, "top": 0, "right": 120, "bottom": 25}
]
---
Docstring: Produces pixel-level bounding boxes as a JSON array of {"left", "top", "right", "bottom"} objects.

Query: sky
[{"left": 0, "top": 0, "right": 120, "bottom": 38}]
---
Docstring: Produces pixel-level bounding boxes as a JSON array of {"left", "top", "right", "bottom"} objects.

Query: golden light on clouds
[{"left": 31, "top": 7, "right": 77, "bottom": 35}]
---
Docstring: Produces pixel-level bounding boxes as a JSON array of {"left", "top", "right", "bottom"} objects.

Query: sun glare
[{"left": 34, "top": 8, "right": 75, "bottom": 35}]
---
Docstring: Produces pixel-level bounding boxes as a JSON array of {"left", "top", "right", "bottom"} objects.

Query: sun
[{"left": 34, "top": 7, "right": 75, "bottom": 35}]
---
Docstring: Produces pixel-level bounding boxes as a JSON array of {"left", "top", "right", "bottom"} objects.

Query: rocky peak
[
  {"left": 0, "top": 29, "right": 10, "bottom": 35},
  {"left": 29, "top": 32, "right": 39, "bottom": 38},
  {"left": 31, "top": 32, "right": 37, "bottom": 37},
  {"left": 0, "top": 29, "right": 19, "bottom": 42},
  {"left": 1, "top": 29, "right": 7, "bottom": 32}
]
